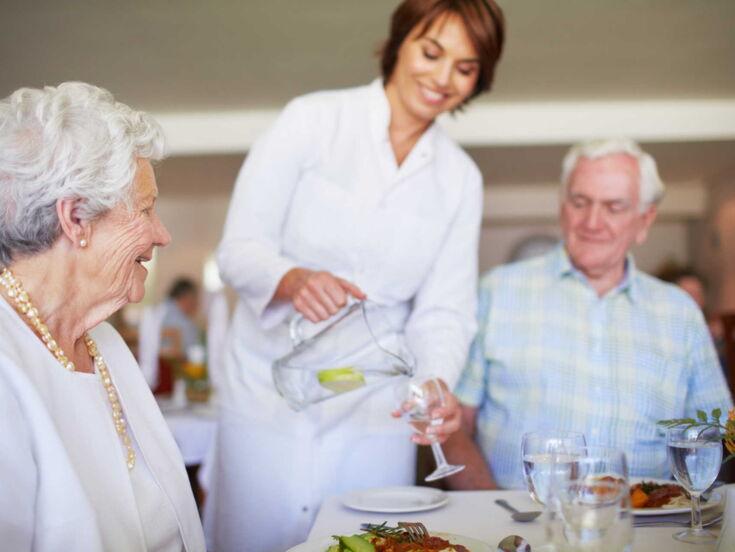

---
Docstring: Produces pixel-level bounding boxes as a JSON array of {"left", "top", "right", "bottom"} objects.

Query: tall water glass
[
  {"left": 545, "top": 446, "right": 632, "bottom": 552},
  {"left": 521, "top": 431, "right": 586, "bottom": 505},
  {"left": 667, "top": 426, "right": 723, "bottom": 544}
]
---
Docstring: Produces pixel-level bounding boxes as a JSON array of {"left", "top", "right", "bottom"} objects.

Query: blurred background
[{"left": 2, "top": 0, "right": 734, "bottom": 317}]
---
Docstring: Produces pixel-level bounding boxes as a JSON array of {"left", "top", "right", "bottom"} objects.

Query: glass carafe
[{"left": 272, "top": 300, "right": 414, "bottom": 411}]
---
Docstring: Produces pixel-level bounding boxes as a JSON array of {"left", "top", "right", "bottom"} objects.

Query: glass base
[
  {"left": 673, "top": 528, "right": 719, "bottom": 544},
  {"left": 425, "top": 463, "right": 465, "bottom": 482}
]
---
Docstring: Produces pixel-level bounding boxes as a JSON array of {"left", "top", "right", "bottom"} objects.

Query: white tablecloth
[
  {"left": 309, "top": 488, "right": 728, "bottom": 551},
  {"left": 158, "top": 399, "right": 217, "bottom": 466}
]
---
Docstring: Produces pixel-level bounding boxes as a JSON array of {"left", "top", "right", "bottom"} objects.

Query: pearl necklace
[{"left": 0, "top": 268, "right": 136, "bottom": 470}]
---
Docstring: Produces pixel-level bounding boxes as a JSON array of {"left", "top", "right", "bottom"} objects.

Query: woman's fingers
[
  {"left": 291, "top": 271, "right": 366, "bottom": 322},
  {"left": 292, "top": 292, "right": 325, "bottom": 322},
  {"left": 292, "top": 271, "right": 365, "bottom": 322},
  {"left": 337, "top": 277, "right": 367, "bottom": 300}
]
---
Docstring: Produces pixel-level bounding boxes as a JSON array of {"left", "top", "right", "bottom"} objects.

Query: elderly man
[{"left": 446, "top": 139, "right": 733, "bottom": 489}]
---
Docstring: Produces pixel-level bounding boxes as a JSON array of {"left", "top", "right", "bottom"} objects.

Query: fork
[
  {"left": 634, "top": 513, "right": 722, "bottom": 528},
  {"left": 398, "top": 521, "right": 429, "bottom": 541}
]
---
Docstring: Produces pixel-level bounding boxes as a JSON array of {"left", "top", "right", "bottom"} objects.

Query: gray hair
[
  {"left": 560, "top": 138, "right": 665, "bottom": 212},
  {"left": 0, "top": 82, "right": 164, "bottom": 266}
]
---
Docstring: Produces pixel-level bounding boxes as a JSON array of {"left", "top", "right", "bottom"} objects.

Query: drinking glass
[
  {"left": 521, "top": 431, "right": 587, "bottom": 505},
  {"left": 667, "top": 425, "right": 723, "bottom": 544},
  {"left": 545, "top": 446, "right": 632, "bottom": 552},
  {"left": 398, "top": 376, "right": 465, "bottom": 482}
]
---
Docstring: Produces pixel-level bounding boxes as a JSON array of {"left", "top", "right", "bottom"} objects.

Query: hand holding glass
[{"left": 398, "top": 376, "right": 465, "bottom": 482}]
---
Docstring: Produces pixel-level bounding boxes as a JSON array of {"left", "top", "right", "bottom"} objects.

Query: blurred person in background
[
  {"left": 209, "top": 0, "right": 506, "bottom": 550},
  {"left": 0, "top": 83, "right": 205, "bottom": 551},
  {"left": 443, "top": 138, "right": 733, "bottom": 490},
  {"left": 160, "top": 277, "right": 203, "bottom": 359}
]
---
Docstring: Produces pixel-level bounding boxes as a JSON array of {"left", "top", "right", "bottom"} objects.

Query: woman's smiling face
[
  {"left": 387, "top": 11, "right": 480, "bottom": 125},
  {"left": 88, "top": 159, "right": 171, "bottom": 305}
]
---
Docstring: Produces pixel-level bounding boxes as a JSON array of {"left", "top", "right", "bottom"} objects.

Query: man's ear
[
  {"left": 634, "top": 204, "right": 658, "bottom": 245},
  {"left": 56, "top": 198, "right": 91, "bottom": 247}
]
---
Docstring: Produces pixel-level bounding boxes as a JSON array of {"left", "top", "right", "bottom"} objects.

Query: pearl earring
[{"left": 79, "top": 239, "right": 88, "bottom": 248}]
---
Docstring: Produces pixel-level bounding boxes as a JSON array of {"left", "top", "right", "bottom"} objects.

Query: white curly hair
[
  {"left": 0, "top": 82, "right": 164, "bottom": 266},
  {"left": 560, "top": 138, "right": 665, "bottom": 212}
]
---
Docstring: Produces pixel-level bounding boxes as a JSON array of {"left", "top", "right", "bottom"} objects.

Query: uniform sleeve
[
  {"left": 682, "top": 308, "right": 733, "bottom": 418},
  {"left": 0, "top": 367, "right": 36, "bottom": 552},
  {"left": 454, "top": 278, "right": 492, "bottom": 407},
  {"left": 216, "top": 97, "right": 319, "bottom": 329},
  {"left": 403, "top": 161, "right": 483, "bottom": 388}
]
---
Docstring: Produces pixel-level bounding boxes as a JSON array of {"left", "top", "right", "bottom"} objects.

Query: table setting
[
  {"left": 268, "top": 300, "right": 735, "bottom": 551},
  {"left": 297, "top": 426, "right": 735, "bottom": 551}
]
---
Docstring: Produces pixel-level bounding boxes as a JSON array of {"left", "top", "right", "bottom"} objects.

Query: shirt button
[{"left": 302, "top": 506, "right": 309, "bottom": 513}]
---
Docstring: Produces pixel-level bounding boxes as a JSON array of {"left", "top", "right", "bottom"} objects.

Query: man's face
[{"left": 561, "top": 153, "right": 657, "bottom": 281}]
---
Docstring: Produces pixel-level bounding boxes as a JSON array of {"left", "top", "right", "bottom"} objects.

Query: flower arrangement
[{"left": 658, "top": 408, "right": 735, "bottom": 463}]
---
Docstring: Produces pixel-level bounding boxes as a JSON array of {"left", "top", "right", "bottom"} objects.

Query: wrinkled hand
[
  {"left": 391, "top": 378, "right": 462, "bottom": 445},
  {"left": 278, "top": 268, "right": 366, "bottom": 323}
]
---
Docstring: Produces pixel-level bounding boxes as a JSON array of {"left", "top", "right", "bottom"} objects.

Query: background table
[
  {"left": 309, "top": 488, "right": 727, "bottom": 551},
  {"left": 158, "top": 398, "right": 217, "bottom": 466}
]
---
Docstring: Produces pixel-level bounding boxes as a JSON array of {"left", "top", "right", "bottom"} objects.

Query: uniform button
[{"left": 302, "top": 506, "right": 309, "bottom": 513}]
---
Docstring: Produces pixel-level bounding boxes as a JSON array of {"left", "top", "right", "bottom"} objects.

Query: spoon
[
  {"left": 495, "top": 499, "right": 542, "bottom": 522},
  {"left": 497, "top": 534, "right": 532, "bottom": 552}
]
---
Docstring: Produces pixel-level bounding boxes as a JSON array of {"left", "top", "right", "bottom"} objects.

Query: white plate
[
  {"left": 341, "top": 486, "right": 449, "bottom": 513},
  {"left": 287, "top": 532, "right": 490, "bottom": 552},
  {"left": 631, "top": 479, "right": 723, "bottom": 516}
]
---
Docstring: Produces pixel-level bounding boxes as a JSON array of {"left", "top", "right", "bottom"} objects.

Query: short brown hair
[{"left": 380, "top": 0, "right": 506, "bottom": 102}]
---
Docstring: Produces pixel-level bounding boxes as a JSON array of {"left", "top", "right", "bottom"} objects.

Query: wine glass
[
  {"left": 545, "top": 446, "right": 632, "bottom": 552},
  {"left": 398, "top": 376, "right": 465, "bottom": 482},
  {"left": 521, "top": 431, "right": 586, "bottom": 505},
  {"left": 667, "top": 425, "right": 723, "bottom": 544}
]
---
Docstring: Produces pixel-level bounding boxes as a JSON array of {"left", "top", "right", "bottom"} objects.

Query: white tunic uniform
[
  {"left": 209, "top": 80, "right": 482, "bottom": 552},
  {"left": 0, "top": 297, "right": 206, "bottom": 552}
]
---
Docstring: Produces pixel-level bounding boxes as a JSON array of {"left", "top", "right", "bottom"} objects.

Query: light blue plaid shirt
[{"left": 455, "top": 245, "right": 732, "bottom": 489}]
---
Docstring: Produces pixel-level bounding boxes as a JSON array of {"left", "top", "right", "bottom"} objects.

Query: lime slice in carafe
[{"left": 317, "top": 367, "right": 366, "bottom": 393}]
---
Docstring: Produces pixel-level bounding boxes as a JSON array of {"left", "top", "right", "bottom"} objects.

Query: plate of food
[
  {"left": 630, "top": 479, "right": 722, "bottom": 516},
  {"left": 287, "top": 522, "right": 490, "bottom": 552},
  {"left": 341, "top": 486, "right": 449, "bottom": 513}
]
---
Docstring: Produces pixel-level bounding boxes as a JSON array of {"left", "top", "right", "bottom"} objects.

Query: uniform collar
[
  {"left": 550, "top": 244, "right": 639, "bottom": 302},
  {"left": 367, "top": 78, "right": 437, "bottom": 178}
]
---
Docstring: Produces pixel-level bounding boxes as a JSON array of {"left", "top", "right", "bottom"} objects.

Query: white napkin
[{"left": 717, "top": 485, "right": 735, "bottom": 551}]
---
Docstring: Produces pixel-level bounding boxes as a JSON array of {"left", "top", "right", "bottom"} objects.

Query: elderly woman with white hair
[{"left": 0, "top": 83, "right": 205, "bottom": 552}]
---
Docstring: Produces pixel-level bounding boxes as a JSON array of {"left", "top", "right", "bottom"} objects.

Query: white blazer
[{"left": 0, "top": 298, "right": 205, "bottom": 552}]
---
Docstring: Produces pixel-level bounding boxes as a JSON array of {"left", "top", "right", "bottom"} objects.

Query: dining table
[
  {"left": 307, "top": 487, "right": 731, "bottom": 551},
  {"left": 157, "top": 396, "right": 217, "bottom": 466}
]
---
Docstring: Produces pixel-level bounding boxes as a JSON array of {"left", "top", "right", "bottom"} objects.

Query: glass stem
[
  {"left": 431, "top": 441, "right": 449, "bottom": 468},
  {"left": 691, "top": 493, "right": 703, "bottom": 532}
]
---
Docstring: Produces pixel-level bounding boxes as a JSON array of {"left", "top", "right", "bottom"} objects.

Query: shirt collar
[
  {"left": 367, "top": 78, "right": 437, "bottom": 164},
  {"left": 550, "top": 244, "right": 639, "bottom": 302}
]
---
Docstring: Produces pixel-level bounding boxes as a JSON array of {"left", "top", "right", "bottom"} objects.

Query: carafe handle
[{"left": 288, "top": 297, "right": 362, "bottom": 347}]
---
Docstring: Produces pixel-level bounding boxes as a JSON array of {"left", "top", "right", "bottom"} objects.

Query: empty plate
[{"left": 341, "top": 486, "right": 449, "bottom": 513}]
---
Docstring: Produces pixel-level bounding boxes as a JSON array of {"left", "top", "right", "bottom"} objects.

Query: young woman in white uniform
[{"left": 209, "top": 1, "right": 506, "bottom": 550}]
